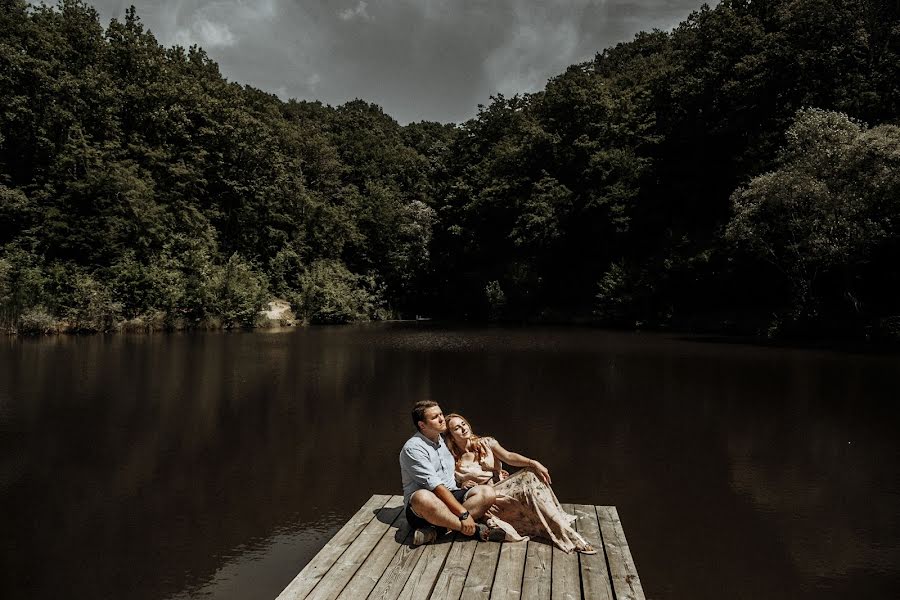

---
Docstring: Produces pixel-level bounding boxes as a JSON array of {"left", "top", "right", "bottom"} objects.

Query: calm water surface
[{"left": 1, "top": 325, "right": 898, "bottom": 599}]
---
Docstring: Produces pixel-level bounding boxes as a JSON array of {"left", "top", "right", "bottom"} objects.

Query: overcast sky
[{"left": 85, "top": 1, "right": 709, "bottom": 124}]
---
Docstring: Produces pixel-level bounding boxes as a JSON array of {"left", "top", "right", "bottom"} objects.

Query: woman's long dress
[{"left": 455, "top": 437, "right": 592, "bottom": 553}]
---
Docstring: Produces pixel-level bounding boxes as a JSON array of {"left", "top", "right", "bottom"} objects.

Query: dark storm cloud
[{"left": 85, "top": 1, "right": 711, "bottom": 124}]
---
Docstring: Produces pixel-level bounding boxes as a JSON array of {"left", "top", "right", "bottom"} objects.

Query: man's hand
[
  {"left": 433, "top": 484, "right": 472, "bottom": 533},
  {"left": 531, "top": 461, "right": 551, "bottom": 485},
  {"left": 459, "top": 515, "right": 476, "bottom": 536}
]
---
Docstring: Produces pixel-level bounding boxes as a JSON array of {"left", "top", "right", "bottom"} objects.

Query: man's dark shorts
[{"left": 405, "top": 488, "right": 471, "bottom": 530}]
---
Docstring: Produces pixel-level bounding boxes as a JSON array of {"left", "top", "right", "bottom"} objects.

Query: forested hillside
[{"left": 2, "top": 0, "right": 898, "bottom": 339}]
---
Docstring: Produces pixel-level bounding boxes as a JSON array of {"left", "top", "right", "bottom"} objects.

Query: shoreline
[{"left": 5, "top": 313, "right": 898, "bottom": 354}]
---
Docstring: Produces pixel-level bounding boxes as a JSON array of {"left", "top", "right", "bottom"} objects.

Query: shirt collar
[{"left": 415, "top": 430, "right": 443, "bottom": 449}]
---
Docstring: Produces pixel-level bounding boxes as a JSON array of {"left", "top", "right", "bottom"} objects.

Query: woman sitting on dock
[{"left": 443, "top": 413, "right": 597, "bottom": 554}]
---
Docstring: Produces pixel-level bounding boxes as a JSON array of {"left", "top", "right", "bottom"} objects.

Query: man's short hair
[{"left": 411, "top": 400, "right": 439, "bottom": 430}]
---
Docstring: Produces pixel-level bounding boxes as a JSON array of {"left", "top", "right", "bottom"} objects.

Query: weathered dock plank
[
  {"left": 306, "top": 495, "right": 405, "bottom": 600},
  {"left": 276, "top": 495, "right": 645, "bottom": 600},
  {"left": 395, "top": 532, "right": 455, "bottom": 600},
  {"left": 459, "top": 538, "right": 501, "bottom": 600},
  {"left": 551, "top": 504, "right": 580, "bottom": 600},
  {"left": 366, "top": 521, "right": 426, "bottom": 600},
  {"left": 276, "top": 494, "right": 391, "bottom": 600},
  {"left": 491, "top": 538, "right": 528, "bottom": 600},
  {"left": 521, "top": 541, "right": 552, "bottom": 600},
  {"left": 429, "top": 534, "right": 478, "bottom": 600},
  {"left": 336, "top": 495, "right": 412, "bottom": 600},
  {"left": 573, "top": 504, "right": 613, "bottom": 600},
  {"left": 596, "top": 506, "right": 646, "bottom": 600}
]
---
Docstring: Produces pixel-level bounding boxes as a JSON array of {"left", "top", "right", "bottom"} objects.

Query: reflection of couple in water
[{"left": 399, "top": 400, "right": 596, "bottom": 554}]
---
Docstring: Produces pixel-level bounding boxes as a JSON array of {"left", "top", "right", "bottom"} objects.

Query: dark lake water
[{"left": 1, "top": 324, "right": 898, "bottom": 599}]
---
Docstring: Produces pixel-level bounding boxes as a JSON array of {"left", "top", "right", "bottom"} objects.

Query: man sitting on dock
[{"left": 399, "top": 400, "right": 505, "bottom": 545}]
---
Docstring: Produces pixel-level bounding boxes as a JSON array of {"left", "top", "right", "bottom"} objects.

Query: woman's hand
[
  {"left": 491, "top": 469, "right": 509, "bottom": 484},
  {"left": 457, "top": 469, "right": 492, "bottom": 488},
  {"left": 530, "top": 461, "right": 551, "bottom": 485}
]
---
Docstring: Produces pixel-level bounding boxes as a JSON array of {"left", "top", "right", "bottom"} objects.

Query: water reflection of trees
[
  {"left": 1, "top": 330, "right": 432, "bottom": 599},
  {"left": 2, "top": 329, "right": 898, "bottom": 599}
]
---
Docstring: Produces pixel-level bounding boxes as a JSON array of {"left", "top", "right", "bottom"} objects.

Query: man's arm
[
  {"left": 400, "top": 444, "right": 446, "bottom": 492},
  {"left": 433, "top": 484, "right": 466, "bottom": 516},
  {"left": 433, "top": 484, "right": 475, "bottom": 536},
  {"left": 401, "top": 444, "right": 476, "bottom": 535}
]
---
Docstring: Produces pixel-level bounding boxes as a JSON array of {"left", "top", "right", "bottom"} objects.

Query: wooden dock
[{"left": 276, "top": 494, "right": 646, "bottom": 600}]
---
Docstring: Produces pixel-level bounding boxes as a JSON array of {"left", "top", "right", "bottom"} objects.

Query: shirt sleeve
[{"left": 400, "top": 444, "right": 444, "bottom": 491}]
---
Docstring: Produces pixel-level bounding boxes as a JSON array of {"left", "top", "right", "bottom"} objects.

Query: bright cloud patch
[
  {"left": 176, "top": 18, "right": 235, "bottom": 47},
  {"left": 169, "top": 0, "right": 280, "bottom": 48},
  {"left": 486, "top": 20, "right": 579, "bottom": 96},
  {"left": 338, "top": 1, "right": 372, "bottom": 22}
]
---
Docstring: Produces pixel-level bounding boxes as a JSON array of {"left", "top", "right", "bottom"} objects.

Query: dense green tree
[
  {"left": 296, "top": 259, "right": 385, "bottom": 325},
  {"left": 726, "top": 109, "right": 900, "bottom": 333},
  {"left": 0, "top": 1, "right": 444, "bottom": 331},
  {"left": 212, "top": 253, "right": 270, "bottom": 328},
  {"left": 66, "top": 271, "right": 121, "bottom": 332},
  {"left": 1, "top": 0, "right": 898, "bottom": 339}
]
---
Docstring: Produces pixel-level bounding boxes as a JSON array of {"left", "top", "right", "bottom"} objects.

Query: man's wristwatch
[{"left": 458, "top": 511, "right": 470, "bottom": 521}]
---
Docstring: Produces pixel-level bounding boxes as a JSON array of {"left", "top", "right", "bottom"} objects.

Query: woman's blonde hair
[{"left": 443, "top": 413, "right": 490, "bottom": 463}]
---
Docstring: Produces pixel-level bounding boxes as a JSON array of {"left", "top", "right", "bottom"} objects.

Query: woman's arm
[
  {"left": 456, "top": 464, "right": 495, "bottom": 488},
  {"left": 487, "top": 439, "right": 552, "bottom": 485}
]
